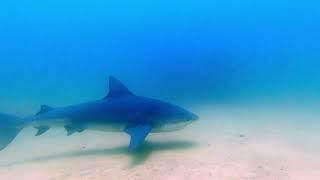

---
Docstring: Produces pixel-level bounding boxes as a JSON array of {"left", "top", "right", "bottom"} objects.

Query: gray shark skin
[{"left": 0, "top": 77, "right": 199, "bottom": 151}]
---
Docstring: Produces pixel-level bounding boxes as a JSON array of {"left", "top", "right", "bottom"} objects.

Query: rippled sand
[{"left": 0, "top": 105, "right": 319, "bottom": 180}]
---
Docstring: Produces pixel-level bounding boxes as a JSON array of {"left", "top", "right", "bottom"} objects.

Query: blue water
[
  {"left": 1, "top": 1, "right": 320, "bottom": 115},
  {"left": 1, "top": 1, "right": 320, "bottom": 179}
]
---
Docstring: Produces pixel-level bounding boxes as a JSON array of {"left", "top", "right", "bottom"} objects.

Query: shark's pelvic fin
[
  {"left": 36, "top": 105, "right": 54, "bottom": 115},
  {"left": 106, "top": 76, "right": 134, "bottom": 98},
  {"left": 125, "top": 124, "right": 152, "bottom": 151},
  {"left": 64, "top": 125, "right": 76, "bottom": 136},
  {"left": 35, "top": 126, "right": 50, "bottom": 136},
  {"left": 64, "top": 124, "right": 85, "bottom": 136}
]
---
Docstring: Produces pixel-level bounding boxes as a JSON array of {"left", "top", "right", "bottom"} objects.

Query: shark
[{"left": 0, "top": 77, "right": 199, "bottom": 151}]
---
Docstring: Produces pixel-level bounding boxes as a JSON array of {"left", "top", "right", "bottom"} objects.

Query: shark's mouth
[{"left": 151, "top": 121, "right": 192, "bottom": 133}]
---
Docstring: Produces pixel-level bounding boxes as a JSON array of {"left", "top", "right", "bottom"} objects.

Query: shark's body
[{"left": 0, "top": 77, "right": 198, "bottom": 151}]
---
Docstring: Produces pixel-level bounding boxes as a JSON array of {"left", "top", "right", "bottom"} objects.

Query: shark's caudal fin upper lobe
[{"left": 0, "top": 113, "right": 23, "bottom": 151}]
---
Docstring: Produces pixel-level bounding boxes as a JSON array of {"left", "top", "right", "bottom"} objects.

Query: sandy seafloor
[{"left": 0, "top": 104, "right": 320, "bottom": 180}]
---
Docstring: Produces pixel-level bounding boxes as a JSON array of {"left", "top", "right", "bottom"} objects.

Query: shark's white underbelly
[
  {"left": 28, "top": 119, "right": 192, "bottom": 133},
  {"left": 86, "top": 121, "right": 192, "bottom": 133},
  {"left": 87, "top": 123, "right": 127, "bottom": 132},
  {"left": 28, "top": 119, "right": 125, "bottom": 132},
  {"left": 28, "top": 118, "right": 70, "bottom": 128},
  {"left": 152, "top": 121, "right": 192, "bottom": 133}
]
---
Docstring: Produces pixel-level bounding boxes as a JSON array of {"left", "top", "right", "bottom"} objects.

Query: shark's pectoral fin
[
  {"left": 35, "top": 126, "right": 50, "bottom": 136},
  {"left": 64, "top": 125, "right": 85, "bottom": 136},
  {"left": 125, "top": 124, "right": 152, "bottom": 151}
]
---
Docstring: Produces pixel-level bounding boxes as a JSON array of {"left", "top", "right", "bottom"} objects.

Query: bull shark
[{"left": 0, "top": 77, "right": 199, "bottom": 151}]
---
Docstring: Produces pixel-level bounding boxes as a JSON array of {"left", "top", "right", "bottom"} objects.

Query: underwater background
[
  {"left": 0, "top": 0, "right": 320, "bottom": 179},
  {"left": 1, "top": 0, "right": 320, "bottom": 114}
]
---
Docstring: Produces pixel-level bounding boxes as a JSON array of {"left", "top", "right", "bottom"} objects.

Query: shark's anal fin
[
  {"left": 36, "top": 105, "right": 54, "bottom": 115},
  {"left": 35, "top": 126, "right": 50, "bottom": 136},
  {"left": 125, "top": 124, "right": 152, "bottom": 151},
  {"left": 64, "top": 125, "right": 85, "bottom": 136}
]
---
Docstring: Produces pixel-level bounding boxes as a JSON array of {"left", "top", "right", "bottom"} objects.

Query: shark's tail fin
[{"left": 0, "top": 113, "right": 23, "bottom": 151}]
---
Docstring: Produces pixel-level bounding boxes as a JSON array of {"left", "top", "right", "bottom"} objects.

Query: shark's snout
[
  {"left": 183, "top": 111, "right": 199, "bottom": 122},
  {"left": 190, "top": 113, "right": 199, "bottom": 121}
]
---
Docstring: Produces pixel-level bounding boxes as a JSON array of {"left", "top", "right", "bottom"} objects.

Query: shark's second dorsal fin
[
  {"left": 106, "top": 76, "right": 134, "bottom": 98},
  {"left": 36, "top": 105, "right": 54, "bottom": 115}
]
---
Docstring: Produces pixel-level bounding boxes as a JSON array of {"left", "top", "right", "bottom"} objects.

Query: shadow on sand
[{"left": 1, "top": 140, "right": 197, "bottom": 168}]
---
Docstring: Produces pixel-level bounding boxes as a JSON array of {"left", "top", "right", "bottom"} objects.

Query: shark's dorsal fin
[
  {"left": 36, "top": 105, "right": 54, "bottom": 115},
  {"left": 106, "top": 76, "right": 134, "bottom": 98}
]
